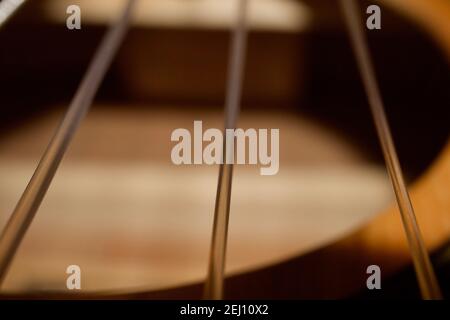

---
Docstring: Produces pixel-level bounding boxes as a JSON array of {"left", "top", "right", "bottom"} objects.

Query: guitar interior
[{"left": 0, "top": 0, "right": 448, "bottom": 299}]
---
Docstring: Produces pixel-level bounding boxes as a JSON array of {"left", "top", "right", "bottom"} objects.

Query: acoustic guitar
[{"left": 0, "top": 0, "right": 448, "bottom": 299}]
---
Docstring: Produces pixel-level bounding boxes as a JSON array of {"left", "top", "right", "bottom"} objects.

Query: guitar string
[
  {"left": 0, "top": 0, "right": 136, "bottom": 286},
  {"left": 0, "top": 0, "right": 27, "bottom": 28},
  {"left": 203, "top": 0, "right": 249, "bottom": 300},
  {"left": 339, "top": 0, "right": 442, "bottom": 299}
]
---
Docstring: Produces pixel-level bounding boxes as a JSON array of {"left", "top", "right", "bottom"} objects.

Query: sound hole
[{"left": 0, "top": 0, "right": 447, "bottom": 296}]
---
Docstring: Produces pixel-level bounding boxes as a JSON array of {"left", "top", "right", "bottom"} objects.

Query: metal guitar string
[
  {"left": 0, "top": 0, "right": 27, "bottom": 28},
  {"left": 0, "top": 0, "right": 136, "bottom": 286},
  {"left": 339, "top": 0, "right": 442, "bottom": 299},
  {"left": 204, "top": 0, "right": 249, "bottom": 300}
]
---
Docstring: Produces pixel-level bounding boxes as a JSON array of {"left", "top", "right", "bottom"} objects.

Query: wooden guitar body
[{"left": 0, "top": 0, "right": 448, "bottom": 299}]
